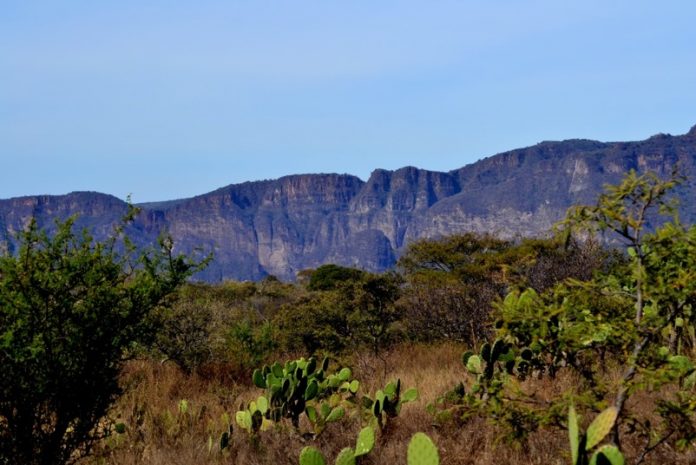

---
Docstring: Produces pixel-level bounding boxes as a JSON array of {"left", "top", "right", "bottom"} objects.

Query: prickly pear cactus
[
  {"left": 567, "top": 404, "right": 623, "bottom": 465},
  {"left": 354, "top": 426, "right": 375, "bottom": 457},
  {"left": 335, "top": 447, "right": 356, "bottom": 465},
  {"left": 364, "top": 379, "right": 419, "bottom": 428},
  {"left": 568, "top": 404, "right": 579, "bottom": 465},
  {"left": 466, "top": 355, "right": 482, "bottom": 375},
  {"left": 407, "top": 432, "right": 439, "bottom": 465},
  {"left": 244, "top": 356, "right": 359, "bottom": 434},
  {"left": 219, "top": 430, "right": 230, "bottom": 451},
  {"left": 585, "top": 407, "right": 618, "bottom": 450},
  {"left": 235, "top": 410, "right": 252, "bottom": 431},
  {"left": 590, "top": 445, "right": 624, "bottom": 465},
  {"left": 297, "top": 427, "right": 373, "bottom": 465},
  {"left": 299, "top": 446, "right": 327, "bottom": 465}
]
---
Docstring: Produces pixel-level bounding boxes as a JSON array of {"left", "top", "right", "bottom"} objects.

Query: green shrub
[{"left": 0, "top": 215, "right": 203, "bottom": 465}]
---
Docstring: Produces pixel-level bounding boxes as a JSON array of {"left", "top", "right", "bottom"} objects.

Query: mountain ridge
[{"left": 2, "top": 126, "right": 696, "bottom": 281}]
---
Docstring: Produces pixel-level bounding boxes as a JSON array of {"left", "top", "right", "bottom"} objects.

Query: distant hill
[{"left": 2, "top": 125, "right": 696, "bottom": 281}]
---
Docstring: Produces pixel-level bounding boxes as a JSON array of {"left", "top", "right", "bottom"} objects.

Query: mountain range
[{"left": 2, "top": 125, "right": 696, "bottom": 281}]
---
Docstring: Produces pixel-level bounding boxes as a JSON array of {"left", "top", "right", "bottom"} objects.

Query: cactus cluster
[
  {"left": 305, "top": 401, "right": 346, "bottom": 435},
  {"left": 462, "top": 338, "right": 543, "bottom": 396},
  {"left": 235, "top": 395, "right": 271, "bottom": 434},
  {"left": 568, "top": 404, "right": 624, "bottom": 465},
  {"left": 361, "top": 379, "right": 418, "bottom": 429},
  {"left": 299, "top": 426, "right": 375, "bottom": 465},
  {"left": 298, "top": 428, "right": 440, "bottom": 465},
  {"left": 241, "top": 356, "right": 359, "bottom": 433}
]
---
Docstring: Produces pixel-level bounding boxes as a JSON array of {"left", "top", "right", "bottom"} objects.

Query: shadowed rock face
[{"left": 3, "top": 126, "right": 696, "bottom": 281}]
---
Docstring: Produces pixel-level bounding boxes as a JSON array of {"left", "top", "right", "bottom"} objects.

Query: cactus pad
[
  {"left": 568, "top": 404, "right": 579, "bottom": 465},
  {"left": 461, "top": 350, "right": 474, "bottom": 366},
  {"left": 305, "top": 379, "right": 319, "bottom": 401},
  {"left": 335, "top": 447, "right": 356, "bottom": 465},
  {"left": 252, "top": 369, "right": 266, "bottom": 388},
  {"left": 257, "top": 395, "right": 268, "bottom": 414},
  {"left": 326, "top": 406, "right": 345, "bottom": 423},
  {"left": 586, "top": 407, "right": 618, "bottom": 450},
  {"left": 466, "top": 355, "right": 483, "bottom": 374},
  {"left": 590, "top": 445, "right": 624, "bottom": 465},
  {"left": 354, "top": 426, "right": 375, "bottom": 457},
  {"left": 338, "top": 367, "right": 352, "bottom": 381},
  {"left": 407, "top": 432, "right": 439, "bottom": 465},
  {"left": 219, "top": 431, "right": 230, "bottom": 451},
  {"left": 235, "top": 411, "right": 252, "bottom": 431},
  {"left": 402, "top": 387, "right": 419, "bottom": 403},
  {"left": 299, "top": 446, "right": 327, "bottom": 465}
]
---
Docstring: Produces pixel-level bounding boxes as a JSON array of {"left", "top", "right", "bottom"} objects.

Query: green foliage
[
  {"left": 335, "top": 448, "right": 357, "bottom": 465},
  {"left": 296, "top": 428, "right": 439, "bottom": 465},
  {"left": 299, "top": 446, "right": 327, "bottom": 465},
  {"left": 235, "top": 395, "right": 272, "bottom": 435},
  {"left": 354, "top": 425, "right": 375, "bottom": 457},
  {"left": 432, "top": 170, "right": 696, "bottom": 460},
  {"left": 207, "top": 412, "right": 233, "bottom": 455},
  {"left": 155, "top": 292, "right": 214, "bottom": 373},
  {"left": 398, "top": 233, "right": 609, "bottom": 344},
  {"left": 228, "top": 319, "right": 278, "bottom": 372},
  {"left": 307, "top": 264, "right": 365, "bottom": 291},
  {"left": 275, "top": 272, "right": 402, "bottom": 355},
  {"left": 243, "top": 356, "right": 359, "bottom": 434},
  {"left": 568, "top": 405, "right": 623, "bottom": 465},
  {"left": 407, "top": 432, "right": 440, "bottom": 465},
  {"left": 348, "top": 272, "right": 403, "bottom": 355},
  {"left": 275, "top": 292, "right": 353, "bottom": 353},
  {"left": 361, "top": 379, "right": 418, "bottom": 429},
  {"left": 0, "top": 215, "right": 203, "bottom": 465},
  {"left": 297, "top": 426, "right": 375, "bottom": 465}
]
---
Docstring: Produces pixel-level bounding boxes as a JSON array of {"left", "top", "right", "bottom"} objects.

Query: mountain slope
[{"left": 2, "top": 125, "right": 696, "bottom": 281}]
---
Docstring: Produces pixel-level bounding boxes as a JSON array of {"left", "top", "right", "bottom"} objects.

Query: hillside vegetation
[{"left": 2, "top": 170, "right": 696, "bottom": 465}]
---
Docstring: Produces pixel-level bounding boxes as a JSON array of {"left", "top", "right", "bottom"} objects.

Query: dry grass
[{"left": 84, "top": 343, "right": 696, "bottom": 465}]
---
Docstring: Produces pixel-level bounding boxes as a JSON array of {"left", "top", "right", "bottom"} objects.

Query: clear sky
[{"left": 1, "top": 1, "right": 695, "bottom": 202}]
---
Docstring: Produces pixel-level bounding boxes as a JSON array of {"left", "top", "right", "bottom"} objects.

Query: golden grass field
[{"left": 87, "top": 343, "right": 696, "bottom": 465}]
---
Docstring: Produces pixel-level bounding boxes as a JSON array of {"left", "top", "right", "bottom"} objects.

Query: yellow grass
[{"left": 84, "top": 343, "right": 696, "bottom": 465}]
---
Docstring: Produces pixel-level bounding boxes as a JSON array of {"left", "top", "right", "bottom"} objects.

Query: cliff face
[{"left": 3, "top": 126, "right": 696, "bottom": 281}]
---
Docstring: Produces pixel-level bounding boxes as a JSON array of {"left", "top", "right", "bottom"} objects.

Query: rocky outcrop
[{"left": 2, "top": 126, "right": 696, "bottom": 281}]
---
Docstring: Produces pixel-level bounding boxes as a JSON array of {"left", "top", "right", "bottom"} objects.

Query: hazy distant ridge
[{"left": 2, "top": 125, "right": 696, "bottom": 281}]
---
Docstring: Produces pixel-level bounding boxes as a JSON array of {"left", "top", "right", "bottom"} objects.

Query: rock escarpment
[{"left": 2, "top": 126, "right": 696, "bottom": 281}]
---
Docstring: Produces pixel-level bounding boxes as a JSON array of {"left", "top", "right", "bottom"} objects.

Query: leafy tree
[
  {"left": 306, "top": 264, "right": 365, "bottom": 291},
  {"left": 441, "top": 170, "right": 696, "bottom": 461},
  {"left": 227, "top": 318, "right": 278, "bottom": 372},
  {"left": 275, "top": 291, "right": 352, "bottom": 353},
  {"left": 345, "top": 272, "right": 402, "bottom": 355},
  {"left": 275, "top": 272, "right": 402, "bottom": 355},
  {"left": 398, "top": 233, "right": 608, "bottom": 344},
  {"left": 154, "top": 294, "right": 214, "bottom": 374},
  {"left": 0, "top": 216, "right": 203, "bottom": 465}
]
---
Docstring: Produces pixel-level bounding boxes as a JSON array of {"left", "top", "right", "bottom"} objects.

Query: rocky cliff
[{"left": 3, "top": 125, "right": 696, "bottom": 281}]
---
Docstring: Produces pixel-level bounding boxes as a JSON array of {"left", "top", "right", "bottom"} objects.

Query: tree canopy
[{"left": 0, "top": 216, "right": 204, "bottom": 465}]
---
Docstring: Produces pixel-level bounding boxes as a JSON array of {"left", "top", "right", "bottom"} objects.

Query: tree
[
  {"left": 346, "top": 272, "right": 402, "bottom": 355},
  {"left": 274, "top": 271, "right": 402, "bottom": 355},
  {"left": 0, "top": 215, "right": 204, "bottom": 465},
  {"left": 443, "top": 170, "right": 696, "bottom": 462},
  {"left": 397, "top": 233, "right": 608, "bottom": 344},
  {"left": 306, "top": 264, "right": 365, "bottom": 291}
]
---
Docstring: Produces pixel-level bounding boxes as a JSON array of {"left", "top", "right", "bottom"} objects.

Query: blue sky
[{"left": 1, "top": 1, "right": 695, "bottom": 202}]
